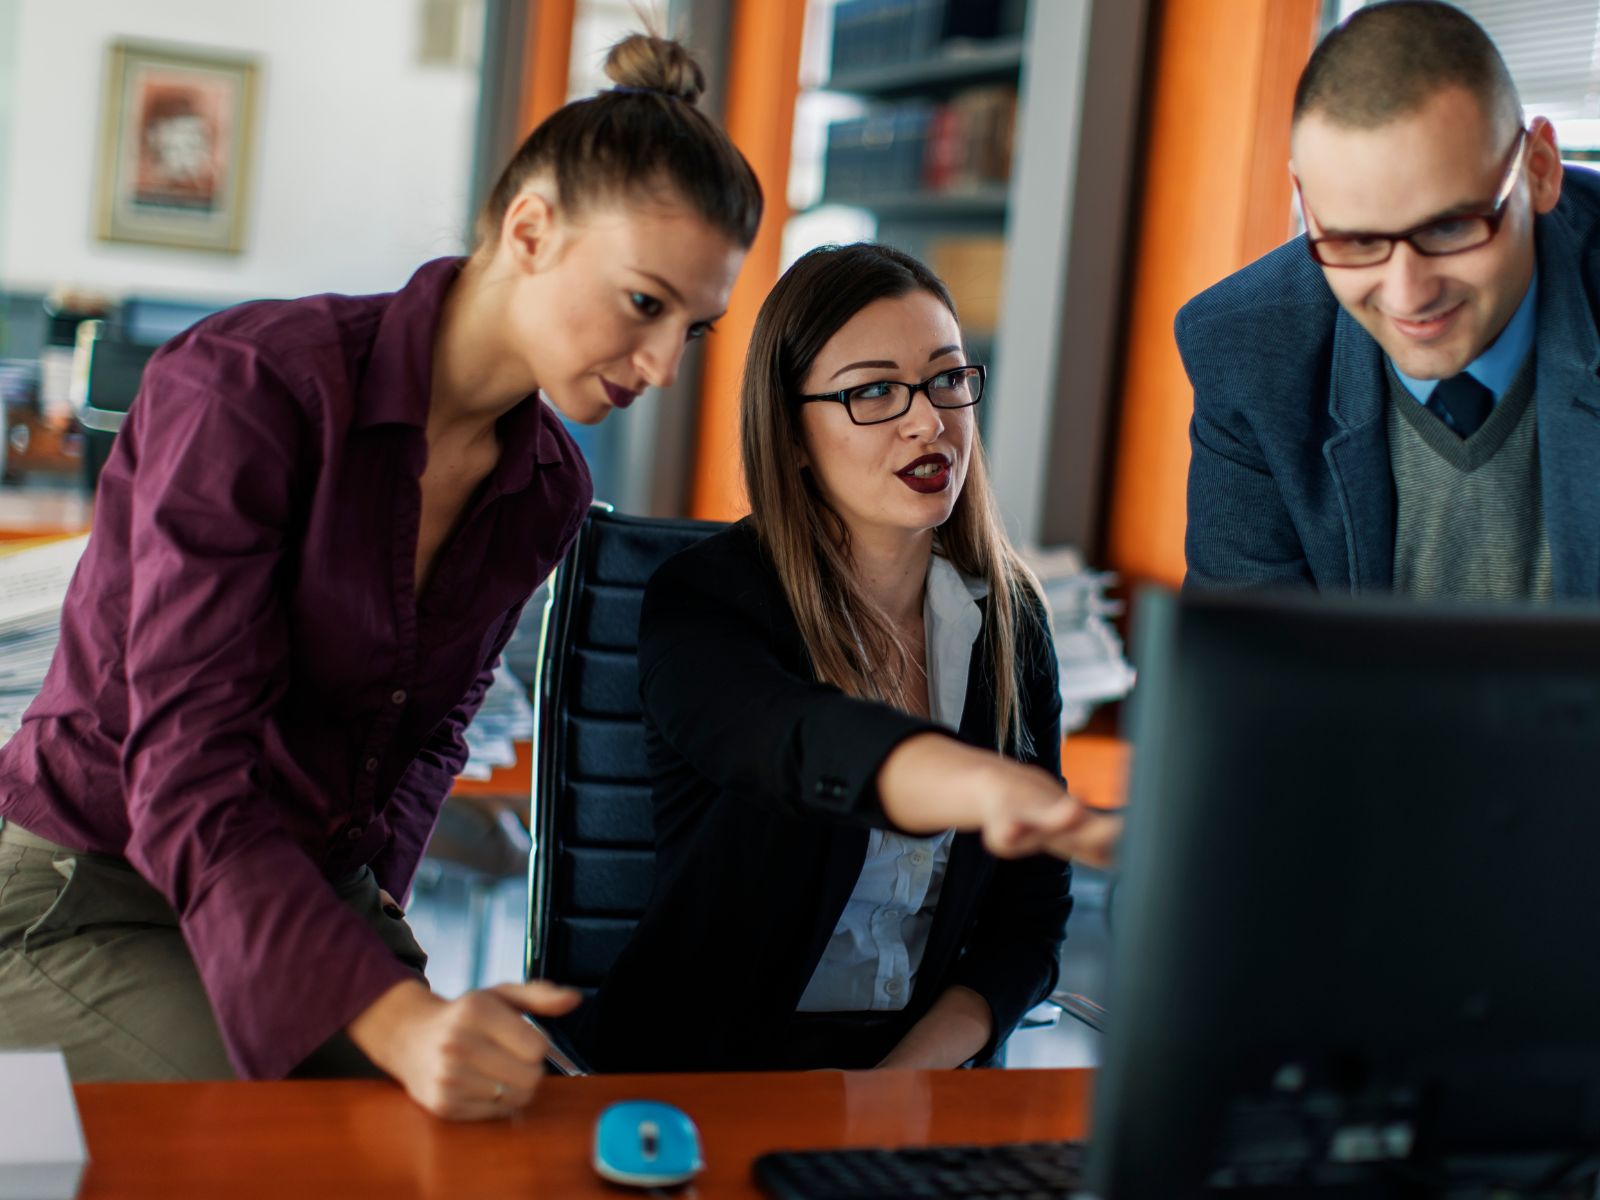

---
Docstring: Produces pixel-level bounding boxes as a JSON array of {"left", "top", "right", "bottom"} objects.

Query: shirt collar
[
  {"left": 356, "top": 257, "right": 462, "bottom": 430},
  {"left": 926, "top": 553, "right": 989, "bottom": 613},
  {"left": 924, "top": 555, "right": 987, "bottom": 732},
  {"left": 355, "top": 257, "right": 569, "bottom": 483},
  {"left": 1393, "top": 267, "right": 1539, "bottom": 404}
]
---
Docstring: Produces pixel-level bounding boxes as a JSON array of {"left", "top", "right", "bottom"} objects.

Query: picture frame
[{"left": 95, "top": 41, "right": 259, "bottom": 254}]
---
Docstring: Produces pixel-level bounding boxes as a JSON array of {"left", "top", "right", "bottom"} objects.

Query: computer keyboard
[{"left": 752, "top": 1139, "right": 1088, "bottom": 1199}]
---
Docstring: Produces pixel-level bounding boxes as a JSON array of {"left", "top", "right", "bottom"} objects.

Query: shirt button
[
  {"left": 910, "top": 851, "right": 929, "bottom": 866},
  {"left": 883, "top": 910, "right": 900, "bottom": 921},
  {"left": 346, "top": 826, "right": 364, "bottom": 841},
  {"left": 365, "top": 757, "right": 379, "bottom": 773},
  {"left": 390, "top": 689, "right": 407, "bottom": 705},
  {"left": 885, "top": 980, "right": 903, "bottom": 996}
]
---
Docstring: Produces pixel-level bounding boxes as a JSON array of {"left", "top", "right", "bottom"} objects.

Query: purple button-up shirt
[{"left": 0, "top": 258, "right": 592, "bottom": 1079}]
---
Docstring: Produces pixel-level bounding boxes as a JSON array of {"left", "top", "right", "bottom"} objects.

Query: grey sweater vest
[{"left": 1387, "top": 358, "right": 1552, "bottom": 601}]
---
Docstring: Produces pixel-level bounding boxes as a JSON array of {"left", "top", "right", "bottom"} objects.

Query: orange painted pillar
[
  {"left": 1105, "top": 0, "right": 1320, "bottom": 588},
  {"left": 689, "top": 1, "right": 808, "bottom": 521},
  {"left": 519, "top": 0, "right": 577, "bottom": 133}
]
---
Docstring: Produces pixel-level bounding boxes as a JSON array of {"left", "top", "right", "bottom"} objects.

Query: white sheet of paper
[
  {"left": 0, "top": 537, "right": 86, "bottom": 634},
  {"left": 0, "top": 1050, "right": 88, "bottom": 1199}
]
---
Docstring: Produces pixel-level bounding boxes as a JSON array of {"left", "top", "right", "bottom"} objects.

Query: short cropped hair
[{"left": 1292, "top": 1, "right": 1521, "bottom": 133}]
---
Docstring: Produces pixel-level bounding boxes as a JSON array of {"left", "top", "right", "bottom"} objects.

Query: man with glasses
[{"left": 1180, "top": 0, "right": 1592, "bottom": 601}]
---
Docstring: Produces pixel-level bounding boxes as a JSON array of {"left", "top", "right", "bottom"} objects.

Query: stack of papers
[
  {"left": 456, "top": 664, "right": 535, "bottom": 780},
  {"left": 1024, "top": 546, "right": 1137, "bottom": 732},
  {"left": 0, "top": 536, "right": 89, "bottom": 747}
]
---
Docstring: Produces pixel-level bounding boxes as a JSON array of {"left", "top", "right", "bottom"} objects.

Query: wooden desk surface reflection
[{"left": 75, "top": 1068, "right": 1092, "bottom": 1198}]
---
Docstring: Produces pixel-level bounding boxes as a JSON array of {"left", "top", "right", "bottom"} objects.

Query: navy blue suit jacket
[{"left": 1178, "top": 166, "right": 1600, "bottom": 598}]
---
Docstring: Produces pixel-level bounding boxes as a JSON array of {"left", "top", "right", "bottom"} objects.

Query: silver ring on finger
[{"left": 492, "top": 1080, "right": 506, "bottom": 1102}]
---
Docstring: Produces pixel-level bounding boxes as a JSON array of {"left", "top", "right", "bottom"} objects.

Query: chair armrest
[
  {"left": 529, "top": 1016, "right": 592, "bottom": 1076},
  {"left": 1046, "top": 990, "right": 1108, "bottom": 1033}
]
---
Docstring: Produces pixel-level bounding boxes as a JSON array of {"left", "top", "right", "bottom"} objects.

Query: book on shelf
[
  {"left": 821, "top": 85, "right": 1016, "bottom": 207},
  {"left": 829, "top": 0, "right": 1027, "bottom": 77},
  {"left": 822, "top": 102, "right": 935, "bottom": 202},
  {"left": 830, "top": 0, "right": 950, "bottom": 75}
]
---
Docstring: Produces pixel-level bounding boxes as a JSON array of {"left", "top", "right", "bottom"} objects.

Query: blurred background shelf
[
  {"left": 814, "top": 185, "right": 1009, "bottom": 220},
  {"left": 825, "top": 35, "right": 1024, "bottom": 98}
]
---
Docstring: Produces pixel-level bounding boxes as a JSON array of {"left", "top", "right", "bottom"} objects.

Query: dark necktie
[{"left": 1426, "top": 373, "right": 1494, "bottom": 439}]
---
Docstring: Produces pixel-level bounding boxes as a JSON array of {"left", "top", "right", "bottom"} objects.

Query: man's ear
[
  {"left": 1525, "top": 116, "right": 1565, "bottom": 216},
  {"left": 500, "top": 186, "right": 561, "bottom": 273},
  {"left": 1287, "top": 161, "right": 1312, "bottom": 232}
]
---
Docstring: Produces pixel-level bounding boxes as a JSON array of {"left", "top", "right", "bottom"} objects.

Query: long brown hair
[
  {"left": 473, "top": 32, "right": 762, "bottom": 252},
  {"left": 741, "top": 243, "right": 1046, "bottom": 754}
]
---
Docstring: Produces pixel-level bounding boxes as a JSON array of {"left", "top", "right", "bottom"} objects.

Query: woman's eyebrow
[
  {"left": 830, "top": 359, "right": 899, "bottom": 380},
  {"left": 629, "top": 268, "right": 685, "bottom": 306}
]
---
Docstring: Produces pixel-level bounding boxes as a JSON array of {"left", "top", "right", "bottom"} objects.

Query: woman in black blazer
[{"left": 570, "top": 244, "right": 1119, "bottom": 1073}]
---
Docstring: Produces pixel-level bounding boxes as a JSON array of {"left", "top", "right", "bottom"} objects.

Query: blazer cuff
[
  {"left": 950, "top": 953, "right": 1061, "bottom": 1063},
  {"left": 797, "top": 703, "right": 944, "bottom": 829}
]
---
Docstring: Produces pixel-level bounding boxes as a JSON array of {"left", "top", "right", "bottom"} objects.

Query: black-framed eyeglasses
[
  {"left": 796, "top": 364, "right": 986, "bottom": 426},
  {"left": 1300, "top": 127, "right": 1529, "bottom": 268}
]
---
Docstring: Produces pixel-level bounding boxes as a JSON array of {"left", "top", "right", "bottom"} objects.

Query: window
[{"left": 1336, "top": 0, "right": 1600, "bottom": 157}]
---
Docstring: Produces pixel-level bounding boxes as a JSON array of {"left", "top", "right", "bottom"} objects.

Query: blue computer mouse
[{"left": 592, "top": 1099, "right": 705, "bottom": 1188}]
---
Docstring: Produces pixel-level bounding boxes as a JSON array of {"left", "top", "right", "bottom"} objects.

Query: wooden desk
[
  {"left": 449, "top": 738, "right": 531, "bottom": 803},
  {"left": 74, "top": 1068, "right": 1093, "bottom": 1198},
  {"left": 1062, "top": 733, "right": 1131, "bottom": 811},
  {"left": 449, "top": 734, "right": 1135, "bottom": 813}
]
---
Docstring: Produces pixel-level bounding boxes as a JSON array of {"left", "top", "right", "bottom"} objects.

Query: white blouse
[{"left": 796, "top": 555, "right": 987, "bottom": 1013}]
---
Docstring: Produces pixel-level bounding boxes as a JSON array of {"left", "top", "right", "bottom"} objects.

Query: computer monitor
[
  {"left": 118, "top": 296, "right": 223, "bottom": 347},
  {"left": 1088, "top": 588, "right": 1600, "bottom": 1197}
]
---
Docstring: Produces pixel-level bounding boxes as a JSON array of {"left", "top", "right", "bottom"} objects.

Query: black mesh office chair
[
  {"left": 524, "top": 504, "right": 725, "bottom": 1045},
  {"left": 522, "top": 504, "right": 1097, "bottom": 1072},
  {"left": 70, "top": 319, "right": 155, "bottom": 493}
]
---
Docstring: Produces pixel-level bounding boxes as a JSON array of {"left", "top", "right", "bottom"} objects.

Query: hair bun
[{"left": 603, "top": 32, "right": 707, "bottom": 106}]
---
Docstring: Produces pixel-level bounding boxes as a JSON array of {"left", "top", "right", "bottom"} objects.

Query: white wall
[
  {"left": 0, "top": 1, "right": 20, "bottom": 287},
  {"left": 0, "top": 0, "right": 480, "bottom": 302}
]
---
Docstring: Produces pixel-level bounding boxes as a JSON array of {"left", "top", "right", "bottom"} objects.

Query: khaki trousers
[{"left": 0, "top": 819, "right": 428, "bottom": 1081}]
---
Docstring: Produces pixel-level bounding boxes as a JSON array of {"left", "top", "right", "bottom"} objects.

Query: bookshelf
[
  {"left": 836, "top": 186, "right": 1008, "bottom": 221},
  {"left": 799, "top": 1, "right": 1029, "bottom": 444},
  {"left": 793, "top": 0, "right": 1149, "bottom": 555},
  {"left": 815, "top": 4, "right": 1023, "bottom": 231},
  {"left": 824, "top": 35, "right": 1024, "bottom": 98}
]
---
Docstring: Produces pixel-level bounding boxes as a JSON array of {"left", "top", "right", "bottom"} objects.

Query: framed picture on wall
[{"left": 94, "top": 41, "right": 259, "bottom": 254}]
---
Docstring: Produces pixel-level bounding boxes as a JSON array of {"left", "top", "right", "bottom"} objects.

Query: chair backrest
[
  {"left": 72, "top": 319, "right": 155, "bottom": 432},
  {"left": 525, "top": 504, "right": 726, "bottom": 988}
]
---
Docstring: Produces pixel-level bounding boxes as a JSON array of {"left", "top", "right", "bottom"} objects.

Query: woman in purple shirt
[{"left": 0, "top": 33, "right": 759, "bottom": 1119}]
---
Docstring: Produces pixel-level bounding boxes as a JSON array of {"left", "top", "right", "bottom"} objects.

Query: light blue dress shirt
[
  {"left": 1393, "top": 270, "right": 1538, "bottom": 406},
  {"left": 796, "top": 555, "right": 987, "bottom": 1013}
]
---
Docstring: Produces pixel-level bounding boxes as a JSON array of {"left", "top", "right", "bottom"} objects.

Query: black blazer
[{"left": 569, "top": 521, "right": 1074, "bottom": 1072}]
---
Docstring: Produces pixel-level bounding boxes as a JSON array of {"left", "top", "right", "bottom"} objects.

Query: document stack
[
  {"left": 456, "top": 664, "right": 535, "bottom": 781},
  {"left": 1024, "top": 546, "right": 1136, "bottom": 733},
  {"left": 0, "top": 536, "right": 88, "bottom": 747}
]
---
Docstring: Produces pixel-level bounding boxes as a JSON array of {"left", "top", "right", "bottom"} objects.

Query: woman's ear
[{"left": 501, "top": 186, "right": 561, "bottom": 273}]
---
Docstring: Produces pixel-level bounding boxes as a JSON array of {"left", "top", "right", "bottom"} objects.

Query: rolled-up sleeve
[{"left": 119, "top": 336, "right": 416, "bottom": 1080}]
